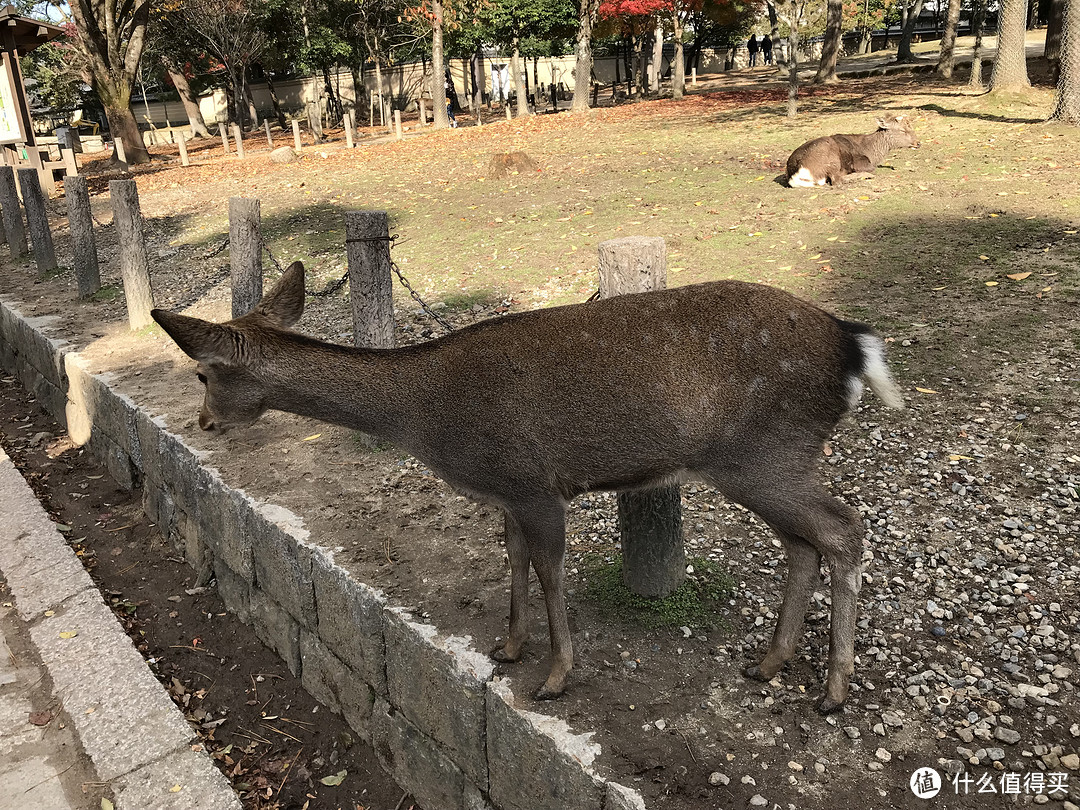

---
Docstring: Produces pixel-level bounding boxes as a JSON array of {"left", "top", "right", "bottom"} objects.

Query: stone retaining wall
[{"left": 0, "top": 295, "right": 647, "bottom": 810}]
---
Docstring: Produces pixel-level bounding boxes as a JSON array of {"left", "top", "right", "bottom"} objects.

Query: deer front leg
[
  {"left": 746, "top": 535, "right": 822, "bottom": 681},
  {"left": 491, "top": 512, "right": 531, "bottom": 664},
  {"left": 515, "top": 500, "right": 572, "bottom": 700}
]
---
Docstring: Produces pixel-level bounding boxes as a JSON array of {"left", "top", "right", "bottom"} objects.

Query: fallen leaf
[
  {"left": 320, "top": 770, "right": 347, "bottom": 786},
  {"left": 916, "top": 387, "right": 939, "bottom": 394},
  {"left": 1006, "top": 272, "right": 1031, "bottom": 281},
  {"left": 102, "top": 800, "right": 114, "bottom": 810},
  {"left": 931, "top": 286, "right": 947, "bottom": 291},
  {"left": 978, "top": 255, "right": 990, "bottom": 261},
  {"left": 59, "top": 631, "right": 78, "bottom": 639},
  {"left": 302, "top": 433, "right": 322, "bottom": 441},
  {"left": 169, "top": 785, "right": 183, "bottom": 793},
  {"left": 28, "top": 710, "right": 53, "bottom": 726},
  {"left": 985, "top": 281, "right": 999, "bottom": 287},
  {"left": 949, "top": 455, "right": 974, "bottom": 461}
]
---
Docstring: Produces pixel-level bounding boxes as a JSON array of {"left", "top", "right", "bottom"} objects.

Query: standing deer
[
  {"left": 153, "top": 261, "right": 903, "bottom": 713},
  {"left": 786, "top": 114, "right": 919, "bottom": 188}
]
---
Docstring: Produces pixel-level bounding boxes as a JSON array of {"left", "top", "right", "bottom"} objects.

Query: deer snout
[{"left": 198, "top": 409, "right": 218, "bottom": 432}]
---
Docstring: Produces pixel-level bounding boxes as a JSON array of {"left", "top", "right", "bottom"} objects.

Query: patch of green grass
[
  {"left": 580, "top": 555, "right": 733, "bottom": 630},
  {"left": 88, "top": 284, "right": 121, "bottom": 302},
  {"left": 439, "top": 288, "right": 500, "bottom": 311}
]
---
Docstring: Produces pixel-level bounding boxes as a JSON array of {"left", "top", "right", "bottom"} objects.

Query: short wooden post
[
  {"left": 550, "top": 83, "right": 558, "bottom": 112},
  {"left": 505, "top": 105, "right": 512, "bottom": 121},
  {"left": 692, "top": 67, "right": 698, "bottom": 86},
  {"left": 292, "top": 120, "right": 302, "bottom": 151},
  {"left": 418, "top": 98, "right": 427, "bottom": 127},
  {"left": 219, "top": 123, "right": 230, "bottom": 153},
  {"left": 113, "top": 138, "right": 129, "bottom": 172},
  {"left": 18, "top": 169, "right": 57, "bottom": 277},
  {"left": 307, "top": 102, "right": 323, "bottom": 143},
  {"left": 344, "top": 111, "right": 355, "bottom": 148},
  {"left": 232, "top": 124, "right": 245, "bottom": 158},
  {"left": 0, "top": 165, "right": 27, "bottom": 257},
  {"left": 228, "top": 197, "right": 262, "bottom": 318},
  {"left": 177, "top": 133, "right": 190, "bottom": 166},
  {"left": 64, "top": 175, "right": 100, "bottom": 298},
  {"left": 597, "top": 236, "right": 686, "bottom": 598},
  {"left": 109, "top": 179, "right": 155, "bottom": 330},
  {"left": 394, "top": 109, "right": 402, "bottom": 139},
  {"left": 369, "top": 94, "right": 375, "bottom": 127},
  {"left": 343, "top": 210, "right": 394, "bottom": 349},
  {"left": 264, "top": 119, "right": 273, "bottom": 148},
  {"left": 61, "top": 147, "right": 78, "bottom": 176},
  {"left": 476, "top": 109, "right": 482, "bottom": 127}
]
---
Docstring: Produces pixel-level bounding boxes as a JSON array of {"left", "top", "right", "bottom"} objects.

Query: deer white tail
[{"left": 854, "top": 332, "right": 904, "bottom": 410}]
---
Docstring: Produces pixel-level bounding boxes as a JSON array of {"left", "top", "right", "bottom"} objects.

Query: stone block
[
  {"left": 371, "top": 697, "right": 470, "bottom": 810},
  {"left": 605, "top": 782, "right": 647, "bottom": 810},
  {"left": 193, "top": 469, "right": 253, "bottom": 583},
  {"left": 385, "top": 607, "right": 492, "bottom": 791},
  {"left": 299, "top": 630, "right": 375, "bottom": 742},
  {"left": 249, "top": 501, "right": 315, "bottom": 627},
  {"left": 29, "top": 589, "right": 194, "bottom": 782},
  {"left": 114, "top": 747, "right": 241, "bottom": 810},
  {"left": 486, "top": 678, "right": 605, "bottom": 810},
  {"left": 311, "top": 548, "right": 387, "bottom": 695},
  {"left": 213, "top": 557, "right": 251, "bottom": 621},
  {"left": 249, "top": 587, "right": 301, "bottom": 675}
]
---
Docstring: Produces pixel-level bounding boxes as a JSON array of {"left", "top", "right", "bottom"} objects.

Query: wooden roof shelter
[{"left": 0, "top": 6, "right": 68, "bottom": 191}]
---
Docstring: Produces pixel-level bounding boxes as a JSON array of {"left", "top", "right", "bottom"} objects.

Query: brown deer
[
  {"left": 152, "top": 261, "right": 903, "bottom": 713},
  {"left": 786, "top": 114, "right": 919, "bottom": 188}
]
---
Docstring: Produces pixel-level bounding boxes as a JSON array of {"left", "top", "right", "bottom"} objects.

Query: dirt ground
[
  {"left": 0, "top": 375, "right": 416, "bottom": 810},
  {"left": 1, "top": 62, "right": 1079, "bottom": 810}
]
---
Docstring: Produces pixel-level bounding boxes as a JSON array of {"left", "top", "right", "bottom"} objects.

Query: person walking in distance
[
  {"left": 761, "top": 34, "right": 773, "bottom": 65},
  {"left": 747, "top": 34, "right": 759, "bottom": 67}
]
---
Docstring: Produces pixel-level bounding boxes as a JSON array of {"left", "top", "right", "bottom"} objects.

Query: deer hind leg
[
  {"left": 745, "top": 534, "right": 822, "bottom": 681},
  {"left": 491, "top": 511, "right": 531, "bottom": 664}
]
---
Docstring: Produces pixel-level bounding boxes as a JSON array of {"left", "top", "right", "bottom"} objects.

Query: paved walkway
[{"left": 0, "top": 447, "right": 240, "bottom": 810}]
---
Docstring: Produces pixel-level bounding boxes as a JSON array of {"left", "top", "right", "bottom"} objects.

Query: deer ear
[
  {"left": 152, "top": 310, "right": 239, "bottom": 365},
  {"left": 255, "top": 261, "right": 306, "bottom": 328}
]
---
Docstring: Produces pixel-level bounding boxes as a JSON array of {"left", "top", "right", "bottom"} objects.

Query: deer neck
[{"left": 258, "top": 334, "right": 420, "bottom": 443}]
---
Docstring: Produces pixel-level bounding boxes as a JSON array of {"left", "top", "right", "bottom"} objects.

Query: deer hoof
[
  {"left": 816, "top": 695, "right": 846, "bottom": 715},
  {"left": 533, "top": 683, "right": 564, "bottom": 701},
  {"left": 745, "top": 664, "right": 772, "bottom": 682},
  {"left": 490, "top": 646, "right": 520, "bottom": 664}
]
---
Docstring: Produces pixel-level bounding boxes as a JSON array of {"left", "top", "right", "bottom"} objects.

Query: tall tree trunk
[
  {"left": 571, "top": 0, "right": 599, "bottom": 111},
  {"left": 814, "top": 0, "right": 844, "bottom": 82},
  {"left": 513, "top": 38, "right": 530, "bottom": 116},
  {"left": 649, "top": 19, "right": 663, "bottom": 94},
  {"left": 766, "top": 1, "right": 784, "bottom": 67},
  {"left": 263, "top": 71, "right": 287, "bottom": 129},
  {"left": 1049, "top": 0, "right": 1080, "bottom": 121},
  {"left": 323, "top": 66, "right": 342, "bottom": 123},
  {"left": 99, "top": 84, "right": 150, "bottom": 164},
  {"left": 161, "top": 56, "right": 211, "bottom": 138},
  {"left": 471, "top": 46, "right": 484, "bottom": 109},
  {"left": 936, "top": 0, "right": 964, "bottom": 76},
  {"left": 897, "top": 0, "right": 926, "bottom": 61},
  {"left": 230, "top": 68, "right": 246, "bottom": 128},
  {"left": 787, "top": 8, "right": 799, "bottom": 116},
  {"left": 431, "top": 0, "right": 449, "bottom": 128},
  {"left": 990, "top": 0, "right": 1033, "bottom": 90},
  {"left": 243, "top": 71, "right": 259, "bottom": 129},
  {"left": 1046, "top": 0, "right": 1065, "bottom": 63},
  {"left": 969, "top": 0, "right": 988, "bottom": 87},
  {"left": 672, "top": 11, "right": 686, "bottom": 98}
]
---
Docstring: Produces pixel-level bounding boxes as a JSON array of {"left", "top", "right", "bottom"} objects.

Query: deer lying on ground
[
  {"left": 786, "top": 114, "right": 919, "bottom": 188},
  {"left": 153, "top": 262, "right": 903, "bottom": 713}
]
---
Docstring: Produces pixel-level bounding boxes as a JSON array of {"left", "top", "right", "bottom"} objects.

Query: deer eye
[{"left": 196, "top": 373, "right": 207, "bottom": 384}]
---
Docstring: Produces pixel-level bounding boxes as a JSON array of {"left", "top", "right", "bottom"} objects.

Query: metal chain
[{"left": 262, "top": 239, "right": 283, "bottom": 273}]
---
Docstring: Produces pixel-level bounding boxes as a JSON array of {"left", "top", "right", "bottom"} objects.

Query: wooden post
[
  {"left": 505, "top": 105, "right": 512, "bottom": 121},
  {"left": 229, "top": 197, "right": 262, "bottom": 318},
  {"left": 0, "top": 165, "right": 27, "bottom": 257},
  {"left": 597, "top": 236, "right": 686, "bottom": 598},
  {"left": 113, "top": 138, "right": 129, "bottom": 172},
  {"left": 292, "top": 120, "right": 302, "bottom": 151},
  {"left": 17, "top": 169, "right": 57, "bottom": 277},
  {"left": 219, "top": 123, "right": 230, "bottom": 153},
  {"left": 109, "top": 179, "right": 155, "bottom": 330},
  {"left": 61, "top": 147, "right": 78, "bottom": 176},
  {"left": 369, "top": 94, "right": 375, "bottom": 128},
  {"left": 394, "top": 109, "right": 402, "bottom": 139},
  {"left": 177, "top": 133, "right": 190, "bottom": 166},
  {"left": 343, "top": 210, "right": 394, "bottom": 349},
  {"left": 418, "top": 98, "right": 427, "bottom": 127},
  {"left": 306, "top": 102, "right": 323, "bottom": 143},
  {"left": 344, "top": 111, "right": 355, "bottom": 148},
  {"left": 232, "top": 124, "right": 245, "bottom": 158},
  {"left": 64, "top": 175, "right": 100, "bottom": 298},
  {"left": 692, "top": 67, "right": 698, "bottom": 86},
  {"left": 264, "top": 119, "right": 273, "bottom": 148}
]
